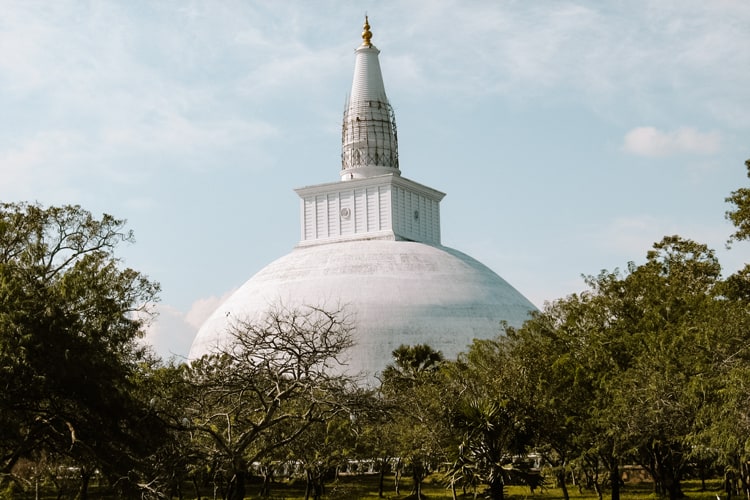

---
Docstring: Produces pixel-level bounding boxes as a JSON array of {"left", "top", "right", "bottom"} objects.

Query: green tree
[
  {"left": 708, "top": 157, "right": 750, "bottom": 497},
  {"left": 286, "top": 415, "right": 353, "bottom": 500},
  {"left": 505, "top": 236, "right": 744, "bottom": 500},
  {"left": 530, "top": 291, "right": 623, "bottom": 500},
  {"left": 135, "top": 361, "right": 209, "bottom": 499},
  {"left": 442, "top": 338, "right": 536, "bottom": 500},
  {"left": 501, "top": 307, "right": 592, "bottom": 500},
  {"left": 726, "top": 159, "right": 750, "bottom": 244},
  {"left": 691, "top": 265, "right": 750, "bottom": 497},
  {"left": 380, "top": 344, "right": 449, "bottom": 500},
  {"left": 347, "top": 390, "right": 399, "bottom": 499},
  {"left": 0, "top": 202, "right": 163, "bottom": 497},
  {"left": 603, "top": 237, "right": 724, "bottom": 500}
]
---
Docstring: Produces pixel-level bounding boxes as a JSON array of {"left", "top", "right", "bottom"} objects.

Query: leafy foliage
[
  {"left": 726, "top": 159, "right": 750, "bottom": 245},
  {"left": 0, "top": 202, "right": 163, "bottom": 496}
]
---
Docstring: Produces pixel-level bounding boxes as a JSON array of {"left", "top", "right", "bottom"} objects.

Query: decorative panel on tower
[{"left": 391, "top": 185, "right": 440, "bottom": 244}]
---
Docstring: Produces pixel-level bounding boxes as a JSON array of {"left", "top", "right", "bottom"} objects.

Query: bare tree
[{"left": 180, "top": 304, "right": 357, "bottom": 500}]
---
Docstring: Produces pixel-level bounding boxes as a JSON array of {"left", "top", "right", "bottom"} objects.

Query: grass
[
  {"left": 5, "top": 474, "right": 726, "bottom": 499},
  {"left": 225, "top": 474, "right": 726, "bottom": 500}
]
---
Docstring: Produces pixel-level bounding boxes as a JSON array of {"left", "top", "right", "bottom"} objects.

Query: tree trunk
[
  {"left": 558, "top": 466, "right": 570, "bottom": 500},
  {"left": 311, "top": 470, "right": 324, "bottom": 500},
  {"left": 591, "top": 464, "right": 602, "bottom": 500},
  {"left": 77, "top": 468, "right": 91, "bottom": 500},
  {"left": 227, "top": 468, "right": 246, "bottom": 500},
  {"left": 394, "top": 458, "right": 402, "bottom": 495},
  {"left": 411, "top": 460, "right": 425, "bottom": 500},
  {"left": 609, "top": 463, "right": 620, "bottom": 500},
  {"left": 655, "top": 444, "right": 684, "bottom": 500},
  {"left": 487, "top": 476, "right": 504, "bottom": 500},
  {"left": 260, "top": 474, "right": 271, "bottom": 497},
  {"left": 589, "top": 462, "right": 603, "bottom": 500},
  {"left": 571, "top": 469, "right": 584, "bottom": 494},
  {"left": 259, "top": 464, "right": 272, "bottom": 498},
  {"left": 741, "top": 462, "right": 750, "bottom": 500},
  {"left": 192, "top": 478, "right": 202, "bottom": 500},
  {"left": 378, "top": 458, "right": 386, "bottom": 498}
]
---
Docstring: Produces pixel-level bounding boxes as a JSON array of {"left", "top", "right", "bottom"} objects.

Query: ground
[{"left": 6, "top": 474, "right": 726, "bottom": 499}]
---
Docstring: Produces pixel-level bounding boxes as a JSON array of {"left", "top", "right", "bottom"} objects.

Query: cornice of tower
[{"left": 295, "top": 174, "right": 446, "bottom": 202}]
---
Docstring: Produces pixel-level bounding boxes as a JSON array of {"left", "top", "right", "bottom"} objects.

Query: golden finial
[{"left": 361, "top": 15, "right": 372, "bottom": 47}]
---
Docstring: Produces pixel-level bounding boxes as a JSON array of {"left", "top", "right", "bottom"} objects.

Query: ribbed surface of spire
[{"left": 341, "top": 17, "right": 400, "bottom": 181}]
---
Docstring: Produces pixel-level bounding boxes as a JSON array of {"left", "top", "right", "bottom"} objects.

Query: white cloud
[
  {"left": 378, "top": 1, "right": 750, "bottom": 127},
  {"left": 140, "top": 289, "right": 236, "bottom": 362},
  {"left": 184, "top": 289, "right": 236, "bottom": 330},
  {"left": 622, "top": 126, "right": 721, "bottom": 157},
  {"left": 141, "top": 304, "right": 196, "bottom": 362}
]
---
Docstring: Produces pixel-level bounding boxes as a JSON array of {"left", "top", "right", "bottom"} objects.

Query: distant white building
[{"left": 188, "top": 17, "right": 537, "bottom": 380}]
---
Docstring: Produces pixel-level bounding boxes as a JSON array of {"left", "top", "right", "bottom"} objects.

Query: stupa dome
[
  {"left": 188, "top": 240, "right": 536, "bottom": 377},
  {"left": 187, "top": 17, "right": 537, "bottom": 379}
]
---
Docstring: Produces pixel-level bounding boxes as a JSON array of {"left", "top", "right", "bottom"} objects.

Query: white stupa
[{"left": 188, "top": 18, "right": 537, "bottom": 378}]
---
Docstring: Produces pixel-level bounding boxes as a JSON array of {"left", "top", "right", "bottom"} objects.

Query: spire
[
  {"left": 362, "top": 15, "right": 372, "bottom": 47},
  {"left": 341, "top": 16, "right": 400, "bottom": 181}
]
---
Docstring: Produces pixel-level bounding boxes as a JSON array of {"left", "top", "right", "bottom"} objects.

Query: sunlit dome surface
[{"left": 188, "top": 240, "right": 536, "bottom": 378}]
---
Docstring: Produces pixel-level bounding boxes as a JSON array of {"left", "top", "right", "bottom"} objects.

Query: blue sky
[{"left": 1, "top": 1, "right": 748, "bottom": 361}]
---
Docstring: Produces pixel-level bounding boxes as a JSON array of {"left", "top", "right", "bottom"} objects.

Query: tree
[
  {"left": 705, "top": 157, "right": 750, "bottom": 497},
  {"left": 690, "top": 266, "right": 750, "bottom": 498},
  {"left": 579, "top": 237, "right": 729, "bottom": 500},
  {"left": 285, "top": 414, "right": 354, "bottom": 500},
  {"left": 0, "top": 202, "right": 163, "bottom": 497},
  {"left": 442, "top": 338, "right": 537, "bottom": 500},
  {"left": 600, "top": 237, "right": 724, "bottom": 500},
  {"left": 525, "top": 290, "right": 625, "bottom": 500},
  {"left": 381, "top": 344, "right": 444, "bottom": 382},
  {"left": 176, "top": 304, "right": 357, "bottom": 500},
  {"left": 346, "top": 390, "right": 400, "bottom": 499},
  {"left": 133, "top": 361, "right": 209, "bottom": 499},
  {"left": 380, "top": 344, "right": 449, "bottom": 500},
  {"left": 726, "top": 159, "right": 750, "bottom": 244},
  {"left": 500, "top": 308, "right": 592, "bottom": 500},
  {"left": 502, "top": 236, "right": 745, "bottom": 500}
]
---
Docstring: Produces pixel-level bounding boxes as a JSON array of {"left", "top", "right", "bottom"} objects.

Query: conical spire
[{"left": 341, "top": 16, "right": 400, "bottom": 181}]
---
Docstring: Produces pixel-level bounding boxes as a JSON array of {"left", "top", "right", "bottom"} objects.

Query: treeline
[{"left": 1, "top": 160, "right": 750, "bottom": 500}]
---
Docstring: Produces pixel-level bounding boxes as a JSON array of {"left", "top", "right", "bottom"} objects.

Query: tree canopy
[
  {"left": 726, "top": 159, "right": 750, "bottom": 244},
  {"left": 0, "top": 202, "right": 163, "bottom": 497}
]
